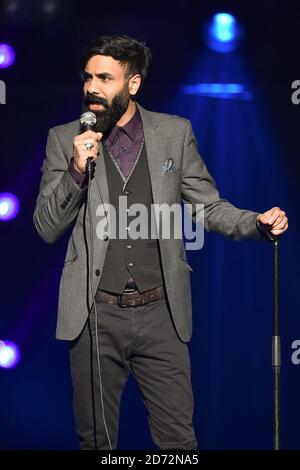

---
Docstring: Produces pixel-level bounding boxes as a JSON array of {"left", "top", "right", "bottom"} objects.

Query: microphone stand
[
  {"left": 259, "top": 223, "right": 281, "bottom": 450},
  {"left": 86, "top": 156, "right": 95, "bottom": 179},
  {"left": 272, "top": 237, "right": 280, "bottom": 450}
]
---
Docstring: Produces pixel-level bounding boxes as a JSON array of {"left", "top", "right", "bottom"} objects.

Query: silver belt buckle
[
  {"left": 123, "top": 287, "right": 136, "bottom": 294},
  {"left": 118, "top": 287, "right": 137, "bottom": 307}
]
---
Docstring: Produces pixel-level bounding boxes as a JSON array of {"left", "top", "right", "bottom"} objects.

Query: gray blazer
[{"left": 33, "top": 103, "right": 263, "bottom": 342}]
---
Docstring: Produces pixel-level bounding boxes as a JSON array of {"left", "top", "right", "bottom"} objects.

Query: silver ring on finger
[{"left": 85, "top": 142, "right": 94, "bottom": 150}]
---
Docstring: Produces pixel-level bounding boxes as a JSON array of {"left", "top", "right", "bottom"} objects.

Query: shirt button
[
  {"left": 95, "top": 269, "right": 100, "bottom": 276},
  {"left": 126, "top": 227, "right": 131, "bottom": 231},
  {"left": 128, "top": 262, "right": 134, "bottom": 267},
  {"left": 124, "top": 189, "right": 131, "bottom": 196},
  {"left": 126, "top": 208, "right": 130, "bottom": 213}
]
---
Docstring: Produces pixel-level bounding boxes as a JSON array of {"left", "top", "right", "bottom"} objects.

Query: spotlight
[
  {"left": 40, "top": 0, "right": 59, "bottom": 18},
  {"left": 2, "top": 0, "right": 30, "bottom": 22},
  {"left": 213, "top": 13, "right": 236, "bottom": 42},
  {"left": 183, "top": 83, "right": 252, "bottom": 101},
  {"left": 0, "top": 340, "right": 21, "bottom": 369},
  {"left": 205, "top": 13, "right": 241, "bottom": 53},
  {"left": 0, "top": 193, "right": 20, "bottom": 221},
  {"left": 0, "top": 44, "right": 15, "bottom": 69},
  {"left": 3, "top": 0, "right": 23, "bottom": 15}
]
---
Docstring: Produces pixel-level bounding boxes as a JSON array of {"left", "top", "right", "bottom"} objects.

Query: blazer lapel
[
  {"left": 92, "top": 140, "right": 110, "bottom": 209},
  {"left": 137, "top": 103, "right": 164, "bottom": 205}
]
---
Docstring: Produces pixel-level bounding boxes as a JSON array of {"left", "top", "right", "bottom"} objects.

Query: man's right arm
[{"left": 33, "top": 127, "right": 88, "bottom": 244}]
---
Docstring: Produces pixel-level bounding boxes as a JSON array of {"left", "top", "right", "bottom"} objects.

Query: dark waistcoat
[{"left": 98, "top": 141, "right": 164, "bottom": 294}]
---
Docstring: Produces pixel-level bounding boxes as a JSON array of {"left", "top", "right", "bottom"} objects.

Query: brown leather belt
[{"left": 95, "top": 285, "right": 165, "bottom": 308}]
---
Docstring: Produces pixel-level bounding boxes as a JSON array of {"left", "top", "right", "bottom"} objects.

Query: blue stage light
[
  {"left": 0, "top": 43, "right": 15, "bottom": 68},
  {"left": 205, "top": 13, "right": 240, "bottom": 53},
  {"left": 213, "top": 13, "right": 236, "bottom": 42},
  {"left": 0, "top": 340, "right": 21, "bottom": 369},
  {"left": 0, "top": 193, "right": 19, "bottom": 220},
  {"left": 183, "top": 83, "right": 252, "bottom": 101}
]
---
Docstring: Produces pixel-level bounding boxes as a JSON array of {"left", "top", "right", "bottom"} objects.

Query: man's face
[{"left": 82, "top": 55, "right": 133, "bottom": 134}]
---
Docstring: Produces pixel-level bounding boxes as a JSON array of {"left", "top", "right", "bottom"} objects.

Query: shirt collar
[{"left": 105, "top": 107, "right": 141, "bottom": 145}]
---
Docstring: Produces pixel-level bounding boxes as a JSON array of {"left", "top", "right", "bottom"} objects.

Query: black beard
[{"left": 82, "top": 85, "right": 131, "bottom": 135}]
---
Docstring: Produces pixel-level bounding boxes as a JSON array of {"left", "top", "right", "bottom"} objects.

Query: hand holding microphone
[{"left": 73, "top": 112, "right": 103, "bottom": 174}]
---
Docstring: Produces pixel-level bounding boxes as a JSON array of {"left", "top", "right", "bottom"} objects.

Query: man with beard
[{"left": 33, "top": 34, "right": 288, "bottom": 450}]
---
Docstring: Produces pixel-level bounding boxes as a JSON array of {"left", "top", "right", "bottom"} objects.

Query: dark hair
[{"left": 79, "top": 34, "right": 151, "bottom": 82}]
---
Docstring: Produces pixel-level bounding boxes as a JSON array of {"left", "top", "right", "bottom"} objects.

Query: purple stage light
[
  {"left": 0, "top": 340, "right": 21, "bottom": 369},
  {"left": 0, "top": 43, "right": 15, "bottom": 68},
  {"left": 0, "top": 193, "right": 19, "bottom": 220}
]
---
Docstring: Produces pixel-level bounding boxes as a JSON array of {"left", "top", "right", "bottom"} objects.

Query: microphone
[
  {"left": 80, "top": 111, "right": 97, "bottom": 177},
  {"left": 80, "top": 111, "right": 97, "bottom": 131}
]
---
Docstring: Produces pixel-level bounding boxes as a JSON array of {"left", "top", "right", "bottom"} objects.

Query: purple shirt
[
  {"left": 104, "top": 107, "right": 143, "bottom": 177},
  {"left": 69, "top": 107, "right": 143, "bottom": 184}
]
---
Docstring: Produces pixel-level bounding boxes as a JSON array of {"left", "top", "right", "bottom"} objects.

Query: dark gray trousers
[{"left": 69, "top": 299, "right": 197, "bottom": 450}]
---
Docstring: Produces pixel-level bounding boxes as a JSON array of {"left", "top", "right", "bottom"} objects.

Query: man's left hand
[{"left": 257, "top": 207, "right": 288, "bottom": 236}]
